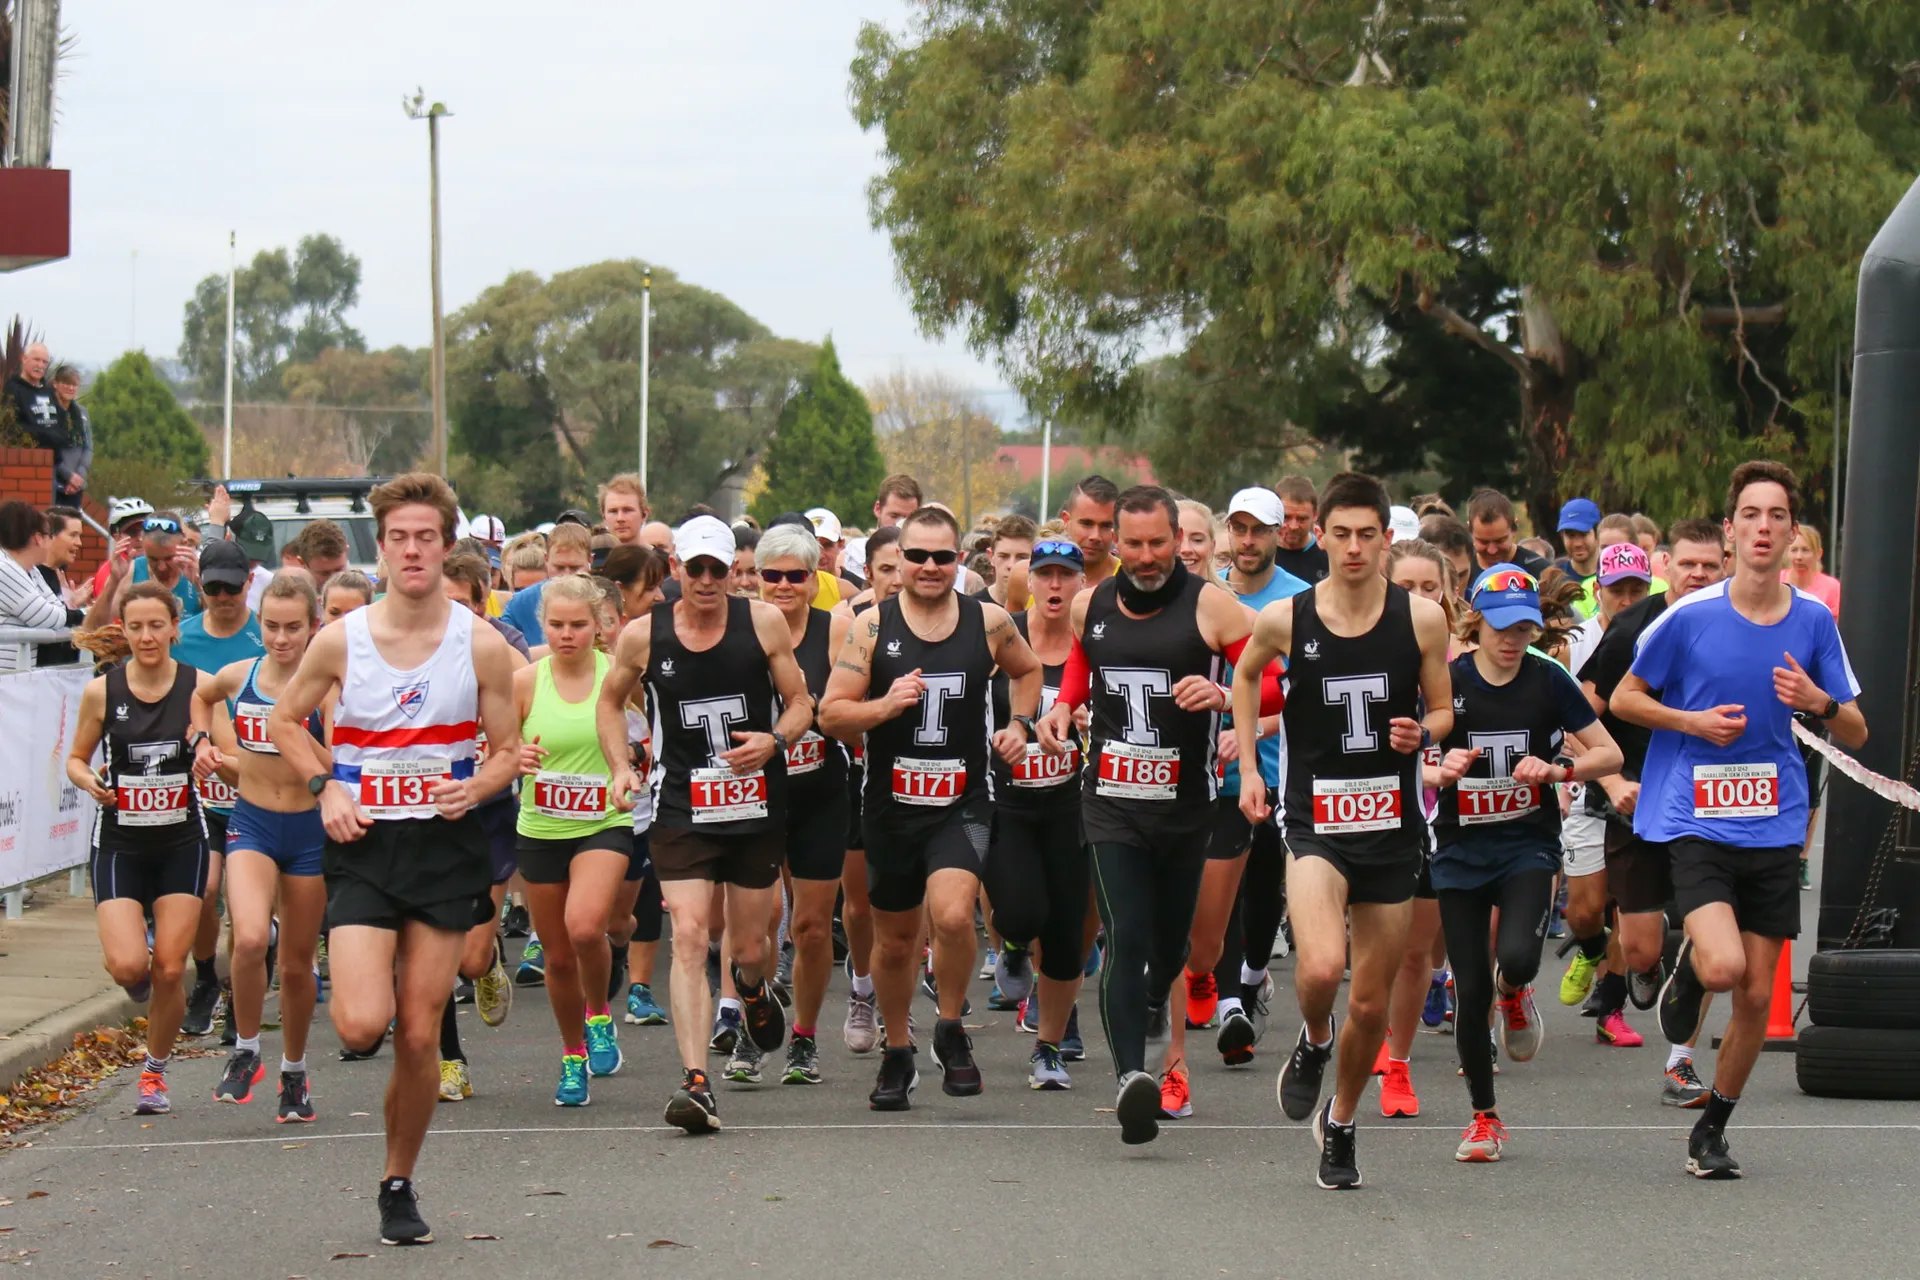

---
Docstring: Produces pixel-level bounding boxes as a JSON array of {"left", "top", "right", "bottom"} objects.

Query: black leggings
[
  {"left": 630, "top": 837, "right": 663, "bottom": 945},
  {"left": 1437, "top": 867, "right": 1556, "bottom": 1112},
  {"left": 1214, "top": 821, "right": 1286, "bottom": 993},
  {"left": 984, "top": 804, "right": 1089, "bottom": 983},
  {"left": 1091, "top": 841, "right": 1206, "bottom": 1078}
]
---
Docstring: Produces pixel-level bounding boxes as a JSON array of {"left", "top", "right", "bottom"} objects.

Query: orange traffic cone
[{"left": 1763, "top": 938, "right": 1797, "bottom": 1051}]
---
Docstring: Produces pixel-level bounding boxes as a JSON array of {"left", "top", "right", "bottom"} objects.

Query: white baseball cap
[
  {"left": 1226, "top": 487, "right": 1284, "bottom": 527},
  {"left": 842, "top": 535, "right": 869, "bottom": 579},
  {"left": 1389, "top": 505, "right": 1421, "bottom": 543},
  {"left": 674, "top": 515, "right": 736, "bottom": 569},
  {"left": 469, "top": 514, "right": 507, "bottom": 544},
  {"left": 806, "top": 507, "right": 843, "bottom": 543}
]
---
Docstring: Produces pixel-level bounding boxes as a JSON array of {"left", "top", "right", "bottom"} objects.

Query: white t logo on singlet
[
  {"left": 1467, "top": 731, "right": 1532, "bottom": 777},
  {"left": 1323, "top": 674, "right": 1389, "bottom": 753},
  {"left": 1103, "top": 668, "right": 1173, "bottom": 746},
  {"left": 913, "top": 674, "right": 967, "bottom": 746},
  {"left": 127, "top": 742, "right": 181, "bottom": 774},
  {"left": 681, "top": 695, "right": 749, "bottom": 765}
]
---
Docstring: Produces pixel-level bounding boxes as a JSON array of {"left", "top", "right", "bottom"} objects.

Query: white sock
[
  {"left": 1432, "top": 967, "right": 1449, "bottom": 982},
  {"left": 281, "top": 1057, "right": 306, "bottom": 1075},
  {"left": 1217, "top": 995, "right": 1245, "bottom": 1016},
  {"left": 1667, "top": 1043, "right": 1693, "bottom": 1070},
  {"left": 719, "top": 997, "right": 743, "bottom": 1015},
  {"left": 235, "top": 1035, "right": 261, "bottom": 1056},
  {"left": 1308, "top": 1025, "right": 1333, "bottom": 1050},
  {"left": 850, "top": 973, "right": 874, "bottom": 998},
  {"left": 1241, "top": 964, "right": 1268, "bottom": 989}
]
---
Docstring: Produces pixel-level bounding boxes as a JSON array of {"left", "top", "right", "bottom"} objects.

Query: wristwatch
[
  {"left": 771, "top": 730, "right": 790, "bottom": 756},
  {"left": 307, "top": 773, "right": 331, "bottom": 797},
  {"left": 1818, "top": 697, "right": 1841, "bottom": 721},
  {"left": 187, "top": 730, "right": 210, "bottom": 752},
  {"left": 1014, "top": 714, "right": 1038, "bottom": 736}
]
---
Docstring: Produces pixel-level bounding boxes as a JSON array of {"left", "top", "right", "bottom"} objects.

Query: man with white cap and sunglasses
[{"left": 805, "top": 508, "right": 847, "bottom": 609}]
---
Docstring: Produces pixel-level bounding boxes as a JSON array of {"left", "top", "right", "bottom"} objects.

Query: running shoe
[
  {"left": 1380, "top": 1058, "right": 1419, "bottom": 1118},
  {"left": 453, "top": 978, "right": 475, "bottom": 1005},
  {"left": 1420, "top": 972, "right": 1453, "bottom": 1030},
  {"left": 773, "top": 941, "right": 795, "bottom": 1001},
  {"left": 133, "top": 1070, "right": 169, "bottom": 1115},
  {"left": 1083, "top": 935, "right": 1104, "bottom": 978},
  {"left": 706, "top": 943, "right": 722, "bottom": 996},
  {"left": 377, "top": 1177, "right": 433, "bottom": 1246},
  {"left": 920, "top": 958, "right": 939, "bottom": 1003},
  {"left": 997, "top": 945, "right": 1033, "bottom": 1005},
  {"left": 1060, "top": 1004, "right": 1085, "bottom": 1061},
  {"left": 1579, "top": 986, "right": 1606, "bottom": 1018},
  {"left": 515, "top": 937, "right": 546, "bottom": 987},
  {"left": 584, "top": 1013, "right": 623, "bottom": 1077},
  {"left": 1559, "top": 949, "right": 1600, "bottom": 1006},
  {"left": 1217, "top": 1003, "right": 1256, "bottom": 1066},
  {"left": 665, "top": 1069, "right": 721, "bottom": 1133},
  {"left": 1685, "top": 1124, "right": 1741, "bottom": 1179},
  {"left": 554, "top": 1053, "right": 590, "bottom": 1106},
  {"left": 1144, "top": 997, "right": 1170, "bottom": 1045},
  {"left": 1313, "top": 1101, "right": 1362, "bottom": 1190},
  {"left": 931, "top": 1018, "right": 983, "bottom": 1096},
  {"left": 710, "top": 1006, "right": 744, "bottom": 1055},
  {"left": 275, "top": 1070, "right": 315, "bottom": 1124},
  {"left": 1185, "top": 970, "right": 1219, "bottom": 1029},
  {"left": 1595, "top": 1009, "right": 1644, "bottom": 1047},
  {"left": 843, "top": 990, "right": 879, "bottom": 1054},
  {"left": 979, "top": 948, "right": 998, "bottom": 981},
  {"left": 1628, "top": 962, "right": 1663, "bottom": 1012},
  {"left": 476, "top": 937, "right": 512, "bottom": 1028},
  {"left": 1159, "top": 1065, "right": 1192, "bottom": 1119},
  {"left": 502, "top": 902, "right": 530, "bottom": 937},
  {"left": 1454, "top": 1111, "right": 1507, "bottom": 1163},
  {"left": 1027, "top": 1041, "right": 1071, "bottom": 1091},
  {"left": 1371, "top": 1039, "right": 1389, "bottom": 1077},
  {"left": 1244, "top": 976, "right": 1272, "bottom": 1042},
  {"left": 723, "top": 1030, "right": 765, "bottom": 1084},
  {"left": 340, "top": 1030, "right": 386, "bottom": 1062},
  {"left": 735, "top": 965, "right": 787, "bottom": 1053},
  {"left": 782, "top": 1033, "right": 823, "bottom": 1085},
  {"left": 1116, "top": 1070, "right": 1160, "bottom": 1145},
  {"left": 1662, "top": 1059, "right": 1710, "bottom": 1108},
  {"left": 869, "top": 1045, "right": 918, "bottom": 1111},
  {"left": 438, "top": 1059, "right": 471, "bottom": 1102},
  {"left": 213, "top": 1047, "right": 264, "bottom": 1104},
  {"left": 986, "top": 978, "right": 1021, "bottom": 1012},
  {"left": 1657, "top": 937, "right": 1707, "bottom": 1045},
  {"left": 181, "top": 976, "right": 219, "bottom": 1037},
  {"left": 123, "top": 974, "right": 152, "bottom": 1004},
  {"left": 1015, "top": 993, "right": 1041, "bottom": 1035},
  {"left": 606, "top": 948, "right": 629, "bottom": 1006},
  {"left": 1496, "top": 985, "right": 1542, "bottom": 1063},
  {"left": 1799, "top": 859, "right": 1812, "bottom": 891},
  {"left": 625, "top": 982, "right": 669, "bottom": 1026},
  {"left": 1278, "top": 1022, "right": 1334, "bottom": 1121}
]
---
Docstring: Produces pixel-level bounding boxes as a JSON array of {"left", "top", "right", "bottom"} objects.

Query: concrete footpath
[{"left": 0, "top": 877, "right": 136, "bottom": 1093}]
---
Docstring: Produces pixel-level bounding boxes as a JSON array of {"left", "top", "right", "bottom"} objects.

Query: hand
[
  {"left": 1601, "top": 777, "right": 1640, "bottom": 816},
  {"left": 720, "top": 730, "right": 776, "bottom": 774},
  {"left": 1773, "top": 653, "right": 1828, "bottom": 715},
  {"left": 1238, "top": 774, "right": 1271, "bottom": 825},
  {"left": 882, "top": 668, "right": 927, "bottom": 718},
  {"left": 107, "top": 547, "right": 133, "bottom": 583},
  {"left": 1171, "top": 674, "right": 1224, "bottom": 712},
  {"left": 1685, "top": 704, "right": 1748, "bottom": 747},
  {"left": 1436, "top": 747, "right": 1480, "bottom": 786},
  {"left": 208, "top": 485, "right": 233, "bottom": 528},
  {"left": 1511, "top": 755, "right": 1563, "bottom": 786},
  {"left": 1072, "top": 704, "right": 1090, "bottom": 734},
  {"left": 69, "top": 576, "right": 96, "bottom": 608},
  {"left": 80, "top": 770, "right": 115, "bottom": 807},
  {"left": 191, "top": 739, "right": 224, "bottom": 783},
  {"left": 431, "top": 777, "right": 474, "bottom": 821},
  {"left": 1035, "top": 704, "right": 1073, "bottom": 756},
  {"left": 318, "top": 781, "right": 373, "bottom": 843},
  {"left": 177, "top": 545, "right": 201, "bottom": 585},
  {"left": 518, "top": 733, "right": 547, "bottom": 776},
  {"left": 991, "top": 724, "right": 1030, "bottom": 766},
  {"left": 1216, "top": 728, "right": 1240, "bottom": 765},
  {"left": 65, "top": 474, "right": 83, "bottom": 494},
  {"left": 609, "top": 765, "right": 641, "bottom": 813},
  {"left": 1388, "top": 716, "right": 1425, "bottom": 755}
]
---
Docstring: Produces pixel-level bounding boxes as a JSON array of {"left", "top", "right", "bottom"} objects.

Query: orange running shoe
[
  {"left": 1184, "top": 971, "right": 1219, "bottom": 1029},
  {"left": 133, "top": 1070, "right": 170, "bottom": 1115},
  {"left": 1371, "top": 1038, "right": 1390, "bottom": 1076},
  {"left": 1159, "top": 1065, "right": 1192, "bottom": 1119},
  {"left": 1380, "top": 1057, "right": 1420, "bottom": 1118},
  {"left": 1454, "top": 1110, "right": 1508, "bottom": 1162}
]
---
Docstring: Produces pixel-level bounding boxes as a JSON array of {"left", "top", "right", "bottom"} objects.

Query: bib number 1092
[{"left": 1312, "top": 776, "right": 1401, "bottom": 834}]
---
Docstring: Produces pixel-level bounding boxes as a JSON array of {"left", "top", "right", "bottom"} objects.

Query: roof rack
[{"left": 189, "top": 477, "right": 393, "bottom": 515}]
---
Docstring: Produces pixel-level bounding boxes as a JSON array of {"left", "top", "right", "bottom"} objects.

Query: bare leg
[
  {"left": 382, "top": 922, "right": 465, "bottom": 1180},
  {"left": 790, "top": 878, "right": 840, "bottom": 1031},
  {"left": 1332, "top": 900, "right": 1413, "bottom": 1125},
  {"left": 1387, "top": 897, "right": 1441, "bottom": 1059},
  {"left": 660, "top": 880, "right": 717, "bottom": 1070}
]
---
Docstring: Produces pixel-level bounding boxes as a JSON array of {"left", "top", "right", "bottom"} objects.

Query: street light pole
[
  {"left": 639, "top": 269, "right": 651, "bottom": 486},
  {"left": 222, "top": 232, "right": 235, "bottom": 478},
  {"left": 405, "top": 91, "right": 453, "bottom": 476}
]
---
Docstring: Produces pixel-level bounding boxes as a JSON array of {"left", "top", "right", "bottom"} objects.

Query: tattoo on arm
[{"left": 835, "top": 657, "right": 867, "bottom": 674}]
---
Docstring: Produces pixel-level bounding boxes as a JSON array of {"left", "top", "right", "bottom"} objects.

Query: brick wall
[{"left": 0, "top": 447, "right": 110, "bottom": 581}]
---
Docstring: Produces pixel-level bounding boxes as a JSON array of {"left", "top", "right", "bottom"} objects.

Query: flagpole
[
  {"left": 222, "top": 231, "right": 235, "bottom": 478},
  {"left": 639, "top": 269, "right": 651, "bottom": 486}
]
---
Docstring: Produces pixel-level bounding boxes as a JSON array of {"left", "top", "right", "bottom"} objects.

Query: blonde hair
[
  {"left": 1793, "top": 525, "right": 1823, "bottom": 559},
  {"left": 1388, "top": 538, "right": 1460, "bottom": 634},
  {"left": 262, "top": 569, "right": 320, "bottom": 620},
  {"left": 539, "top": 571, "right": 603, "bottom": 624},
  {"left": 322, "top": 569, "right": 375, "bottom": 608},
  {"left": 547, "top": 523, "right": 592, "bottom": 558}
]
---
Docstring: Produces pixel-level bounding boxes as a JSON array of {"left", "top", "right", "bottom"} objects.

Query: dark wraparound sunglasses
[
  {"left": 759, "top": 568, "right": 811, "bottom": 585},
  {"left": 901, "top": 547, "right": 959, "bottom": 566},
  {"left": 143, "top": 516, "right": 182, "bottom": 535},
  {"left": 202, "top": 580, "right": 245, "bottom": 597},
  {"left": 685, "top": 559, "right": 730, "bottom": 581}
]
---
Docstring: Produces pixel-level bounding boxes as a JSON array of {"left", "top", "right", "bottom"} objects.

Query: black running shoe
[
  {"left": 1313, "top": 1101, "right": 1362, "bottom": 1190},
  {"left": 181, "top": 976, "right": 219, "bottom": 1037},
  {"left": 931, "top": 1018, "right": 983, "bottom": 1096},
  {"left": 1144, "top": 998, "right": 1170, "bottom": 1044},
  {"left": 1685, "top": 1124, "right": 1742, "bottom": 1179},
  {"left": 664, "top": 1070, "right": 721, "bottom": 1134},
  {"left": 1116, "top": 1070, "right": 1160, "bottom": 1146},
  {"left": 276, "top": 1070, "right": 316, "bottom": 1123},
  {"left": 1658, "top": 937, "right": 1708, "bottom": 1045},
  {"left": 869, "top": 1045, "right": 919, "bottom": 1111},
  {"left": 213, "top": 1047, "right": 263, "bottom": 1104},
  {"left": 1277, "top": 1022, "right": 1334, "bottom": 1121},
  {"left": 502, "top": 903, "right": 530, "bottom": 938},
  {"left": 1629, "top": 960, "right": 1663, "bottom": 1011},
  {"left": 605, "top": 948, "right": 629, "bottom": 1007},
  {"left": 1217, "top": 1006, "right": 1257, "bottom": 1066},
  {"left": 377, "top": 1177, "right": 433, "bottom": 1246},
  {"left": 339, "top": 1030, "right": 387, "bottom": 1062},
  {"left": 734, "top": 965, "right": 787, "bottom": 1053}
]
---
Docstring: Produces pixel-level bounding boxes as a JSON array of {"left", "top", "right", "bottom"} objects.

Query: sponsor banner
[{"left": 0, "top": 666, "right": 99, "bottom": 889}]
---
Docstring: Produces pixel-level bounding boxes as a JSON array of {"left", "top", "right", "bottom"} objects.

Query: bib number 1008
[{"left": 1692, "top": 764, "right": 1779, "bottom": 818}]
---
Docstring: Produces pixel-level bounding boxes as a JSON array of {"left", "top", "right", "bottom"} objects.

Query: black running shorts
[
  {"left": 863, "top": 793, "right": 990, "bottom": 914},
  {"left": 1283, "top": 833, "right": 1419, "bottom": 907},
  {"left": 514, "top": 827, "right": 634, "bottom": 885},
  {"left": 1669, "top": 837, "right": 1800, "bottom": 940}
]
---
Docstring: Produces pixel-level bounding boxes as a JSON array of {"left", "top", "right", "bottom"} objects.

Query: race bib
[
  {"left": 196, "top": 772, "right": 238, "bottom": 809},
  {"left": 1096, "top": 740, "right": 1180, "bottom": 800},
  {"left": 474, "top": 733, "right": 491, "bottom": 766},
  {"left": 1011, "top": 742, "right": 1078, "bottom": 789},
  {"left": 891, "top": 756, "right": 965, "bottom": 807},
  {"left": 1312, "top": 775, "right": 1402, "bottom": 834},
  {"left": 358, "top": 758, "right": 454, "bottom": 819},
  {"left": 1693, "top": 763, "right": 1779, "bottom": 818},
  {"left": 117, "top": 774, "right": 191, "bottom": 827},
  {"left": 690, "top": 767, "right": 768, "bottom": 823},
  {"left": 1457, "top": 776, "right": 1540, "bottom": 825},
  {"left": 532, "top": 771, "right": 607, "bottom": 820},
  {"left": 786, "top": 731, "right": 827, "bottom": 776},
  {"left": 233, "top": 699, "right": 277, "bottom": 753}
]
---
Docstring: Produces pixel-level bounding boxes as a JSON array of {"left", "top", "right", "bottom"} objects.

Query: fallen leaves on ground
[
  {"left": 648, "top": 1240, "right": 692, "bottom": 1249},
  {"left": 0, "top": 1022, "right": 176, "bottom": 1140}
]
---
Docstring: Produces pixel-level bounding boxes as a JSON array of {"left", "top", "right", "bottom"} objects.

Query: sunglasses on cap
[
  {"left": 759, "top": 568, "right": 811, "bottom": 585},
  {"left": 143, "top": 516, "right": 182, "bottom": 535},
  {"left": 1030, "top": 538, "right": 1085, "bottom": 565},
  {"left": 1474, "top": 568, "right": 1538, "bottom": 596},
  {"left": 901, "top": 547, "right": 959, "bottom": 566}
]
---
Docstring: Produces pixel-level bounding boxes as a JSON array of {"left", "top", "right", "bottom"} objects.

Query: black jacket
[
  {"left": 4, "top": 373, "right": 62, "bottom": 452},
  {"left": 53, "top": 400, "right": 93, "bottom": 492}
]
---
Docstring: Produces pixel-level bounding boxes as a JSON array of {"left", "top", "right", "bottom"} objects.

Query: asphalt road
[{"left": 2, "top": 919, "right": 1916, "bottom": 1277}]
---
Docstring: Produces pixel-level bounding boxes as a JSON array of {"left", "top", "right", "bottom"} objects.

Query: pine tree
[
  {"left": 750, "top": 338, "right": 885, "bottom": 527},
  {"left": 88, "top": 351, "right": 210, "bottom": 478}
]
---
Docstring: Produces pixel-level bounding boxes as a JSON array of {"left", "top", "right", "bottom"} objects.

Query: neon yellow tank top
[{"left": 515, "top": 651, "right": 627, "bottom": 839}]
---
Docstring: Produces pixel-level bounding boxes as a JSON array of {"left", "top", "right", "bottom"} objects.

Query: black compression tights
[
  {"left": 1436, "top": 868, "right": 1556, "bottom": 1112},
  {"left": 1215, "top": 822, "right": 1287, "bottom": 994},
  {"left": 440, "top": 993, "right": 464, "bottom": 1064},
  {"left": 1091, "top": 841, "right": 1206, "bottom": 1078},
  {"left": 984, "top": 805, "right": 1089, "bottom": 983}
]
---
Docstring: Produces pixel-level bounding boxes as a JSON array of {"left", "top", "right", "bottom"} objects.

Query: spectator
[
  {"left": 3, "top": 342, "right": 60, "bottom": 462},
  {"left": 597, "top": 474, "right": 648, "bottom": 547},
  {"left": 91, "top": 497, "right": 154, "bottom": 598},
  {"left": 124, "top": 512, "right": 202, "bottom": 617},
  {"left": 499, "top": 520, "right": 591, "bottom": 645},
  {"left": 0, "top": 500, "right": 80, "bottom": 672},
  {"left": 47, "top": 365, "right": 91, "bottom": 505}
]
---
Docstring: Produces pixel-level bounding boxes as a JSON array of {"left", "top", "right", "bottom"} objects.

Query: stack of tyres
[{"left": 1796, "top": 949, "right": 1920, "bottom": 1099}]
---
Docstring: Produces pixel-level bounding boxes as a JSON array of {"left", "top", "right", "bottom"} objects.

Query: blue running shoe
[
  {"left": 625, "top": 983, "right": 668, "bottom": 1026},
  {"left": 987, "top": 979, "right": 1021, "bottom": 1012},
  {"left": 1016, "top": 991, "right": 1041, "bottom": 1035},
  {"left": 554, "top": 1053, "right": 589, "bottom": 1107},
  {"left": 1083, "top": 937, "right": 1104, "bottom": 979},
  {"left": 515, "top": 937, "right": 546, "bottom": 987},
  {"left": 585, "top": 1014, "right": 623, "bottom": 1077},
  {"left": 1421, "top": 972, "right": 1453, "bottom": 1030},
  {"left": 1060, "top": 1004, "right": 1085, "bottom": 1061},
  {"left": 710, "top": 1005, "right": 744, "bottom": 1055}
]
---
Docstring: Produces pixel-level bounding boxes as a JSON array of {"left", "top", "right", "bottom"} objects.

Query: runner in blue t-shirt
[{"left": 1611, "top": 461, "right": 1865, "bottom": 1182}]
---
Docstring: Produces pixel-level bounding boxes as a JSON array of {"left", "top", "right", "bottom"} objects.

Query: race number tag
[
  {"left": 1312, "top": 776, "right": 1402, "bottom": 834},
  {"left": 117, "top": 774, "right": 191, "bottom": 827},
  {"left": 690, "top": 767, "right": 768, "bottom": 823},
  {"left": 1011, "top": 742, "right": 1078, "bottom": 789},
  {"left": 233, "top": 699, "right": 277, "bottom": 753},
  {"left": 786, "top": 731, "right": 827, "bottom": 776},
  {"left": 891, "top": 757, "right": 965, "bottom": 806},
  {"left": 196, "top": 772, "right": 238, "bottom": 809},
  {"left": 1096, "top": 741, "right": 1180, "bottom": 800},
  {"left": 474, "top": 732, "right": 491, "bottom": 766},
  {"left": 532, "top": 771, "right": 607, "bottom": 820},
  {"left": 1693, "top": 763, "right": 1779, "bottom": 818},
  {"left": 358, "top": 759, "right": 454, "bottom": 819},
  {"left": 1457, "top": 776, "right": 1540, "bottom": 825}
]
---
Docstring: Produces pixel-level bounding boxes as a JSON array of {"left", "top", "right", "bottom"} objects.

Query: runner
[
  {"left": 68, "top": 583, "right": 218, "bottom": 1118},
  {"left": 598, "top": 515, "right": 813, "bottom": 1133},
  {"left": 872, "top": 474, "right": 923, "bottom": 529},
  {"left": 1036, "top": 485, "right": 1276, "bottom": 1144},
  {"left": 600, "top": 474, "right": 648, "bottom": 547},
  {"left": 1551, "top": 498, "right": 1604, "bottom": 595},
  {"left": 322, "top": 570, "right": 376, "bottom": 623},
  {"left": 1612, "top": 462, "right": 1863, "bottom": 1178},
  {"left": 191, "top": 573, "right": 331, "bottom": 1121},
  {"left": 1427, "top": 566, "right": 1622, "bottom": 1162},
  {"left": 1236, "top": 472, "right": 1453, "bottom": 1190},
  {"left": 819, "top": 506, "right": 1041, "bottom": 1111},
  {"left": 268, "top": 473, "right": 523, "bottom": 1246},
  {"left": 1466, "top": 490, "right": 1550, "bottom": 577},
  {"left": 979, "top": 515, "right": 1036, "bottom": 606},
  {"left": 1274, "top": 476, "right": 1330, "bottom": 584}
]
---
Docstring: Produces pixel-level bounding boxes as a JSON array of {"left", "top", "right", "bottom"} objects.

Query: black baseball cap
[
  {"left": 554, "top": 509, "right": 594, "bottom": 530},
  {"left": 200, "top": 539, "right": 252, "bottom": 590}
]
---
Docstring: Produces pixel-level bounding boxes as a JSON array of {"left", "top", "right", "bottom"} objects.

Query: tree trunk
[{"left": 1520, "top": 359, "right": 1579, "bottom": 537}]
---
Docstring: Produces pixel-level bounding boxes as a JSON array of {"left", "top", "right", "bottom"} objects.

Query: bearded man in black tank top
[
  {"left": 820, "top": 507, "right": 1042, "bottom": 1111},
  {"left": 1233, "top": 472, "right": 1453, "bottom": 1191}
]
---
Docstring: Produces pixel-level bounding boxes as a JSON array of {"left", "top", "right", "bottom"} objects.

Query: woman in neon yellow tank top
[{"left": 513, "top": 575, "right": 634, "bottom": 1106}]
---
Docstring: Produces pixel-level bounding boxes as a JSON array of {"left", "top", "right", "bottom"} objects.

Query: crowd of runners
[{"left": 50, "top": 452, "right": 1861, "bottom": 1243}]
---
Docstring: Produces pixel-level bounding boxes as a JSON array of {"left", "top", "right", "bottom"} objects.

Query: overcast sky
[{"left": 9, "top": 2, "right": 1022, "bottom": 419}]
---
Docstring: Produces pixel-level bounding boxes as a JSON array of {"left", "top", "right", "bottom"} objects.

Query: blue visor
[{"left": 1469, "top": 563, "right": 1543, "bottom": 630}]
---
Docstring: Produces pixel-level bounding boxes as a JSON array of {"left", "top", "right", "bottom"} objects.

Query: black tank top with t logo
[
  {"left": 97, "top": 662, "right": 205, "bottom": 852},
  {"left": 646, "top": 596, "right": 783, "bottom": 835},
  {"left": 782, "top": 607, "right": 848, "bottom": 803},
  {"left": 863, "top": 593, "right": 994, "bottom": 832}
]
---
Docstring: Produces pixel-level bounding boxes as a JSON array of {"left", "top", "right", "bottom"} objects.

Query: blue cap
[
  {"left": 1029, "top": 538, "right": 1085, "bottom": 573},
  {"left": 1469, "top": 563, "right": 1543, "bottom": 630},
  {"left": 1556, "top": 497, "right": 1602, "bottom": 533}
]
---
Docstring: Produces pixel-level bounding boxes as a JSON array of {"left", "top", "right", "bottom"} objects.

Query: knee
[
  {"left": 566, "top": 923, "right": 607, "bottom": 960},
  {"left": 840, "top": 893, "right": 871, "bottom": 925},
  {"left": 670, "top": 917, "right": 710, "bottom": 957},
  {"left": 104, "top": 955, "right": 149, "bottom": 988},
  {"left": 149, "top": 953, "right": 188, "bottom": 987},
  {"left": 1295, "top": 958, "right": 1344, "bottom": 996},
  {"left": 1345, "top": 990, "right": 1389, "bottom": 1028},
  {"left": 392, "top": 1018, "right": 439, "bottom": 1063},
  {"left": 1620, "top": 928, "right": 1663, "bottom": 973},
  {"left": 731, "top": 930, "right": 767, "bottom": 970},
  {"left": 1496, "top": 948, "right": 1541, "bottom": 990},
  {"left": 1692, "top": 948, "right": 1744, "bottom": 994},
  {"left": 1565, "top": 901, "right": 1604, "bottom": 934},
  {"left": 790, "top": 911, "right": 829, "bottom": 951},
  {"left": 928, "top": 899, "right": 972, "bottom": 941},
  {"left": 230, "top": 922, "right": 271, "bottom": 966},
  {"left": 874, "top": 930, "right": 915, "bottom": 968},
  {"left": 332, "top": 1007, "right": 388, "bottom": 1051}
]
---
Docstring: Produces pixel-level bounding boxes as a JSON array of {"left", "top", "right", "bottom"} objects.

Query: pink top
[{"left": 1783, "top": 570, "right": 1841, "bottom": 619}]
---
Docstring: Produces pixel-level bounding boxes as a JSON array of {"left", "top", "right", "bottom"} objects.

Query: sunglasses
[
  {"left": 901, "top": 547, "right": 959, "bottom": 566},
  {"left": 759, "top": 568, "right": 811, "bottom": 585},
  {"left": 202, "top": 580, "right": 245, "bottom": 597},
  {"left": 684, "top": 559, "right": 730, "bottom": 581},
  {"left": 143, "top": 517, "right": 182, "bottom": 535},
  {"left": 1030, "top": 539, "right": 1085, "bottom": 565},
  {"left": 1475, "top": 568, "right": 1537, "bottom": 595}
]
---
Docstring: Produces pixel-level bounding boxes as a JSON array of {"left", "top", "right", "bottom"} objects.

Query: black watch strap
[
  {"left": 308, "top": 773, "right": 331, "bottom": 797},
  {"left": 1820, "top": 696, "right": 1841, "bottom": 721}
]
